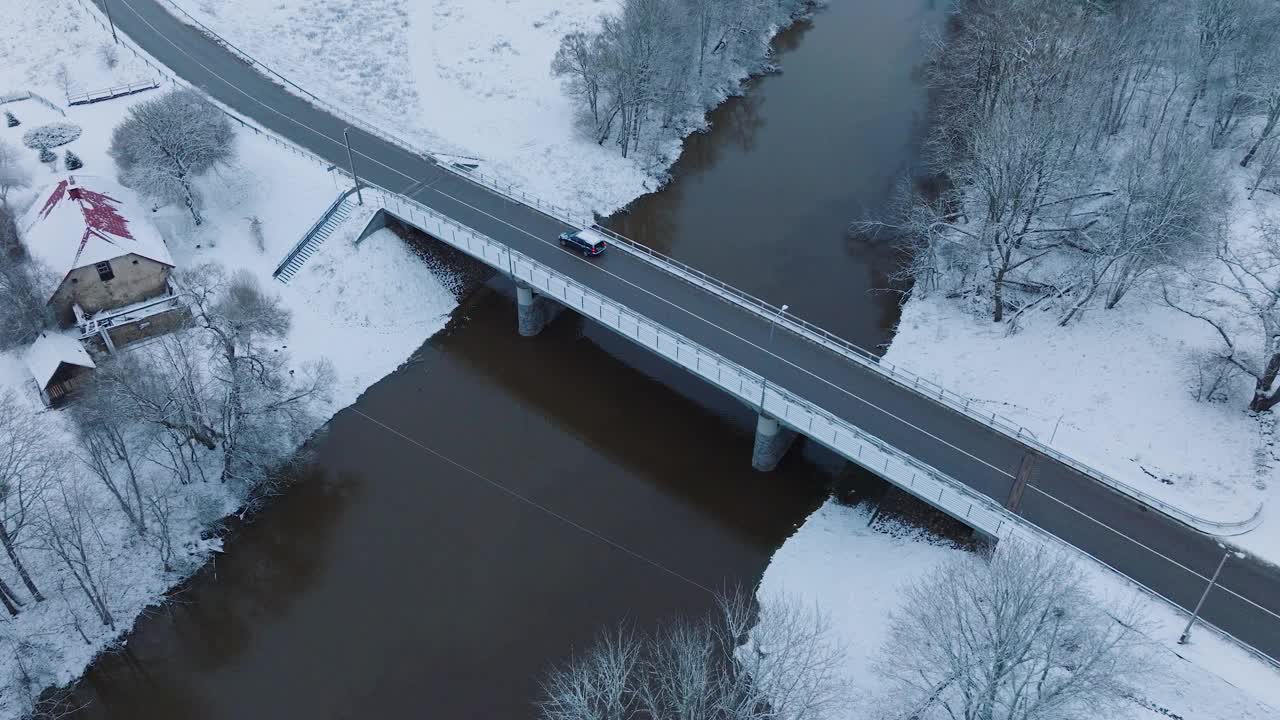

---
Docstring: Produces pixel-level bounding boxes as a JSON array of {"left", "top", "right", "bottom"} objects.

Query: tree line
[
  {"left": 868, "top": 0, "right": 1280, "bottom": 412},
  {"left": 552, "top": 0, "right": 808, "bottom": 159}
]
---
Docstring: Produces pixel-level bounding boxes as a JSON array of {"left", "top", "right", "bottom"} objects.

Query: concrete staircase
[{"left": 273, "top": 188, "right": 358, "bottom": 284}]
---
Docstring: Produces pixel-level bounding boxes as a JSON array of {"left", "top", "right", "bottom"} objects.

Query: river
[{"left": 68, "top": 1, "right": 944, "bottom": 717}]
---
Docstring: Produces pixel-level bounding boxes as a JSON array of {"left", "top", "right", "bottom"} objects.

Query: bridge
[{"left": 89, "top": 0, "right": 1280, "bottom": 666}]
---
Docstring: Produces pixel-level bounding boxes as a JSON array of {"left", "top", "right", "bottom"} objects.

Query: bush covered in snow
[
  {"left": 38, "top": 147, "right": 56, "bottom": 164},
  {"left": 22, "top": 121, "right": 82, "bottom": 150},
  {"left": 64, "top": 149, "right": 83, "bottom": 171},
  {"left": 3, "top": 110, "right": 17, "bottom": 128}
]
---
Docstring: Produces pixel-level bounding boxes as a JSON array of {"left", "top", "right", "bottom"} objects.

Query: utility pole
[
  {"left": 102, "top": 0, "right": 119, "bottom": 44},
  {"left": 343, "top": 128, "right": 363, "bottom": 205},
  {"left": 1179, "top": 548, "right": 1236, "bottom": 644}
]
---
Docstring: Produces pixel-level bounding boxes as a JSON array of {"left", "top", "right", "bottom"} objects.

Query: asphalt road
[{"left": 101, "top": 0, "right": 1280, "bottom": 663}]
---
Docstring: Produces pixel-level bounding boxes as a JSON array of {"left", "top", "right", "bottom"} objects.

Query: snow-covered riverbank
[
  {"left": 160, "top": 0, "right": 804, "bottom": 221},
  {"left": 0, "top": 3, "right": 460, "bottom": 715},
  {"left": 882, "top": 120, "right": 1280, "bottom": 563},
  {"left": 758, "top": 500, "right": 1280, "bottom": 719}
]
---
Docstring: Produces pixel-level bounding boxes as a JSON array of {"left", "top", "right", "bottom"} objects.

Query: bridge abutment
[
  {"left": 516, "top": 281, "right": 562, "bottom": 337},
  {"left": 751, "top": 414, "right": 797, "bottom": 472}
]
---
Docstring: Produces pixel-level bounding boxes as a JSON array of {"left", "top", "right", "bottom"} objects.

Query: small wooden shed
[{"left": 25, "top": 331, "right": 96, "bottom": 407}]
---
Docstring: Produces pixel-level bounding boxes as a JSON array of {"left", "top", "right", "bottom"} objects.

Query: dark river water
[{"left": 69, "top": 1, "right": 944, "bottom": 717}]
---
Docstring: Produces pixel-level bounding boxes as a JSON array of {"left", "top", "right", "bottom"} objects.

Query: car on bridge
[{"left": 558, "top": 227, "right": 608, "bottom": 257}]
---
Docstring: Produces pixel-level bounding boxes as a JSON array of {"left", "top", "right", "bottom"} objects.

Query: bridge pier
[
  {"left": 751, "top": 414, "right": 797, "bottom": 472},
  {"left": 516, "top": 281, "right": 562, "bottom": 337}
]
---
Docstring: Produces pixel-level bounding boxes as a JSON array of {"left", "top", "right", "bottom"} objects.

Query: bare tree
[
  {"left": 109, "top": 88, "right": 235, "bottom": 225},
  {"left": 538, "top": 588, "right": 849, "bottom": 720},
  {"left": 1184, "top": 0, "right": 1248, "bottom": 123},
  {"left": 0, "top": 574, "right": 23, "bottom": 616},
  {"left": 179, "top": 263, "right": 332, "bottom": 489},
  {"left": 1247, "top": 134, "right": 1280, "bottom": 199},
  {"left": 552, "top": 0, "right": 803, "bottom": 159},
  {"left": 0, "top": 139, "right": 31, "bottom": 207},
  {"left": 877, "top": 541, "right": 1149, "bottom": 720},
  {"left": 69, "top": 383, "right": 153, "bottom": 535},
  {"left": 38, "top": 476, "right": 118, "bottom": 628},
  {"left": 1058, "top": 126, "right": 1221, "bottom": 323},
  {"left": 1238, "top": 22, "right": 1280, "bottom": 168},
  {"left": 717, "top": 590, "right": 849, "bottom": 720},
  {"left": 93, "top": 339, "right": 222, "bottom": 462},
  {"left": 1165, "top": 223, "right": 1280, "bottom": 412},
  {"left": 0, "top": 391, "right": 61, "bottom": 604},
  {"left": 553, "top": 32, "right": 617, "bottom": 145},
  {"left": 541, "top": 625, "right": 642, "bottom": 720}
]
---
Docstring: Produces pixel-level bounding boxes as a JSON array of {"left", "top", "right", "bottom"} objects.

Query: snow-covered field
[
  {"left": 0, "top": 3, "right": 458, "bottom": 715},
  {"left": 758, "top": 500, "right": 1280, "bottom": 720},
  {"left": 162, "top": 0, "right": 761, "bottom": 220}
]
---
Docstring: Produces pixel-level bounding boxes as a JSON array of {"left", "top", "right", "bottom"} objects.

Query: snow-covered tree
[
  {"left": 0, "top": 140, "right": 31, "bottom": 207},
  {"left": 178, "top": 263, "right": 331, "bottom": 491},
  {"left": 0, "top": 391, "right": 64, "bottom": 607},
  {"left": 38, "top": 476, "right": 119, "bottom": 628},
  {"left": 0, "top": 209, "right": 54, "bottom": 350},
  {"left": 539, "top": 588, "right": 848, "bottom": 720},
  {"left": 70, "top": 386, "right": 153, "bottom": 535},
  {"left": 63, "top": 149, "right": 82, "bottom": 171},
  {"left": 552, "top": 0, "right": 804, "bottom": 159},
  {"left": 877, "top": 541, "right": 1148, "bottom": 720},
  {"left": 1166, "top": 223, "right": 1280, "bottom": 412},
  {"left": 3, "top": 111, "right": 18, "bottom": 128},
  {"left": 109, "top": 89, "right": 235, "bottom": 225}
]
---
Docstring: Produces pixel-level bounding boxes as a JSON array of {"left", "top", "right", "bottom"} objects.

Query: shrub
[
  {"left": 3, "top": 111, "right": 17, "bottom": 128},
  {"left": 22, "top": 122, "right": 82, "bottom": 150},
  {"left": 38, "top": 148, "right": 56, "bottom": 165},
  {"left": 97, "top": 43, "right": 119, "bottom": 70},
  {"left": 64, "top": 150, "right": 83, "bottom": 171}
]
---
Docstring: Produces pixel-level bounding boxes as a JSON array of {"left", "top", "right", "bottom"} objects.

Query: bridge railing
[
  {"left": 368, "top": 183, "right": 1280, "bottom": 669},
  {"left": 139, "top": 0, "right": 1258, "bottom": 535},
  {"left": 364, "top": 184, "right": 1013, "bottom": 539},
  {"left": 439, "top": 163, "right": 1265, "bottom": 536}
]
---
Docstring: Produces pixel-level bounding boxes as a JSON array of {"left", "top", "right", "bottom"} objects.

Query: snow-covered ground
[
  {"left": 161, "top": 0, "right": 766, "bottom": 220},
  {"left": 0, "top": 4, "right": 458, "bottom": 715},
  {"left": 758, "top": 500, "right": 1280, "bottom": 720},
  {"left": 884, "top": 162, "right": 1280, "bottom": 559}
]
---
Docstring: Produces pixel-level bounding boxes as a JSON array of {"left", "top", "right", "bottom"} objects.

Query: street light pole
[
  {"left": 102, "top": 0, "right": 119, "bottom": 44},
  {"left": 343, "top": 128, "right": 363, "bottom": 205},
  {"left": 759, "top": 304, "right": 789, "bottom": 414},
  {"left": 1178, "top": 549, "right": 1233, "bottom": 645}
]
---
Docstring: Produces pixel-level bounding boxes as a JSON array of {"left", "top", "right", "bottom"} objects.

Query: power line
[{"left": 349, "top": 408, "right": 717, "bottom": 596}]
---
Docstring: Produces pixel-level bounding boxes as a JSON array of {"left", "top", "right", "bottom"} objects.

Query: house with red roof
[{"left": 20, "top": 174, "right": 176, "bottom": 330}]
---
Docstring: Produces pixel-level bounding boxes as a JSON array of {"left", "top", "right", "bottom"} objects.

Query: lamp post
[
  {"left": 343, "top": 128, "right": 363, "bottom": 205},
  {"left": 759, "top": 304, "right": 788, "bottom": 414},
  {"left": 1178, "top": 547, "right": 1241, "bottom": 645},
  {"left": 102, "top": 0, "right": 119, "bottom": 44}
]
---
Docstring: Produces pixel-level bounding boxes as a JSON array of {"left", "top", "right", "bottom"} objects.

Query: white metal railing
[
  {"left": 67, "top": 79, "right": 160, "bottom": 105},
  {"left": 367, "top": 185, "right": 1013, "bottom": 538},
  {"left": 142, "top": 0, "right": 1259, "bottom": 534},
  {"left": 369, "top": 186, "right": 1280, "bottom": 668},
  {"left": 0, "top": 90, "right": 67, "bottom": 116},
  {"left": 437, "top": 164, "right": 1265, "bottom": 537}
]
